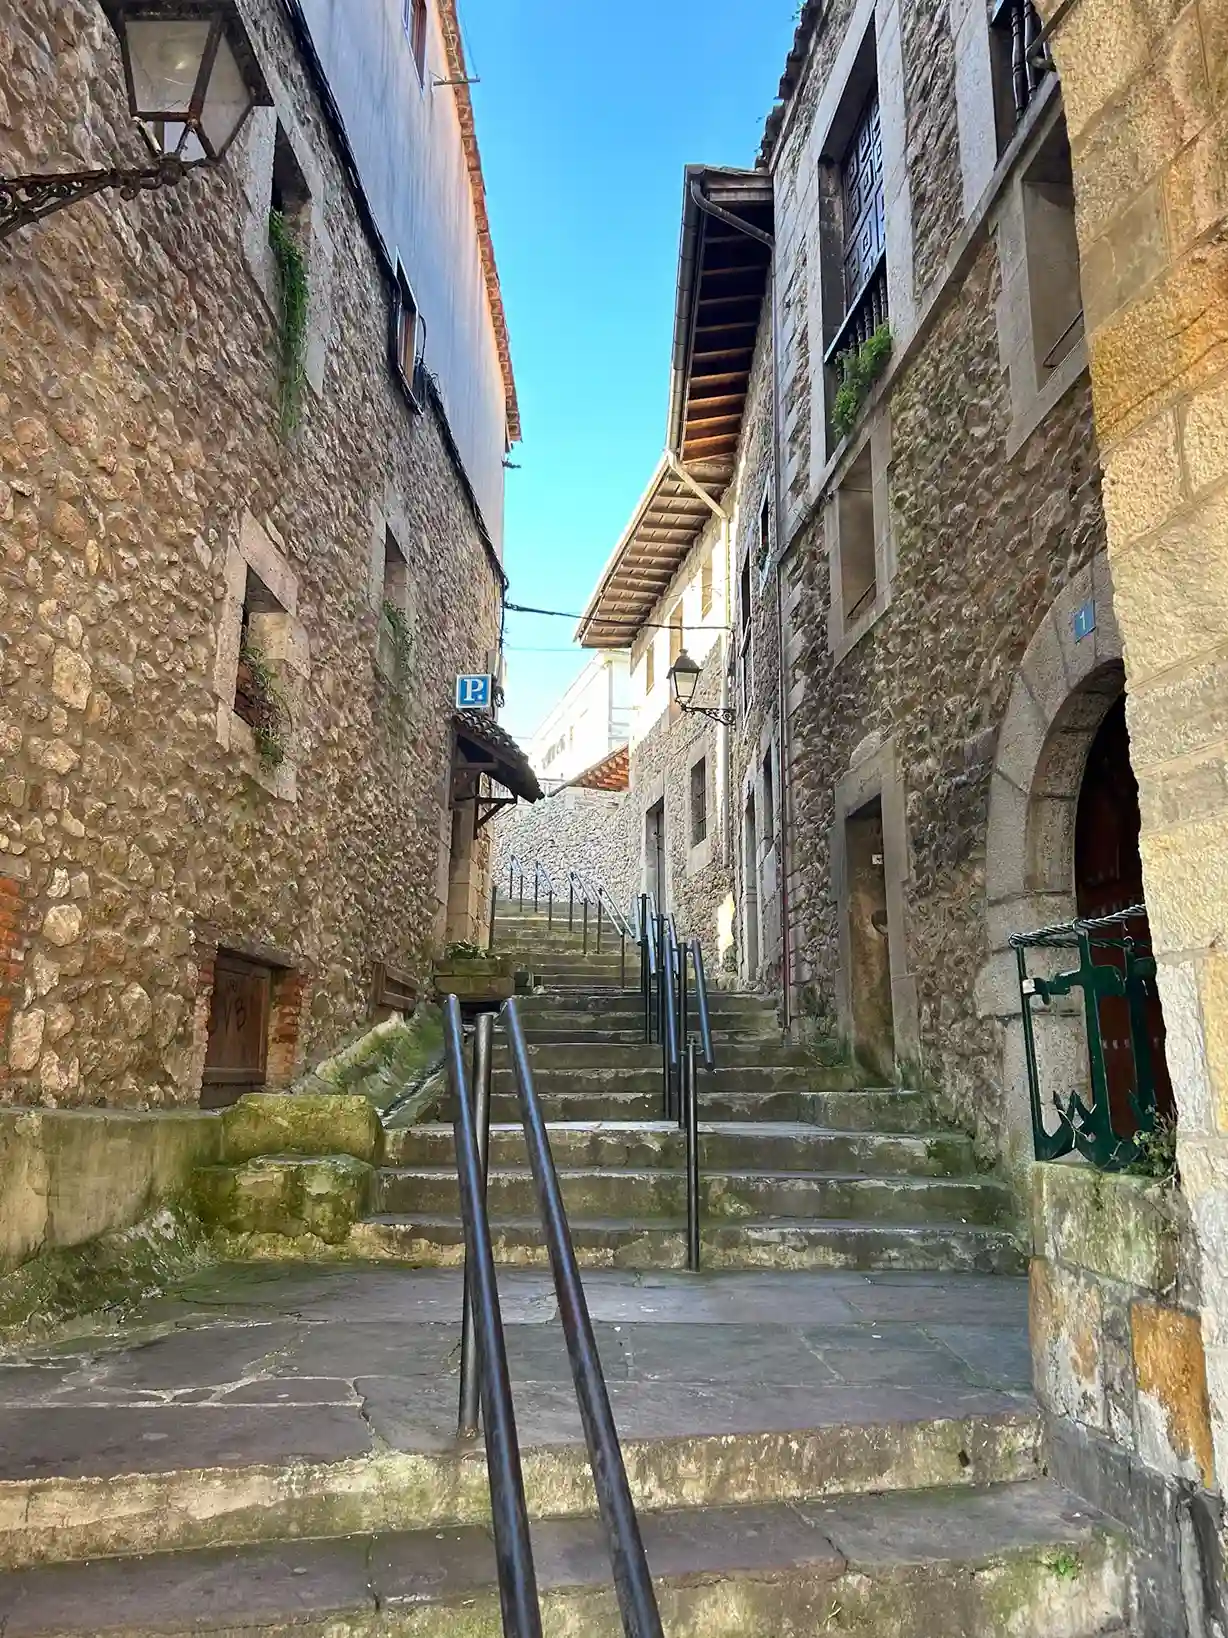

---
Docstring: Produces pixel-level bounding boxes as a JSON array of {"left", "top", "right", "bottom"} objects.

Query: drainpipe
[
  {"left": 665, "top": 453, "right": 733, "bottom": 872},
  {"left": 686, "top": 184, "right": 795, "bottom": 1033}
]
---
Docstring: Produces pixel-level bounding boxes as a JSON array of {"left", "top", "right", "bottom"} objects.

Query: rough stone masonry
[{"left": 0, "top": 0, "right": 504, "bottom": 1109}]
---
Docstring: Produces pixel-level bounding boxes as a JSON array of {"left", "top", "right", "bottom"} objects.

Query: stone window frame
[
  {"left": 976, "top": 552, "right": 1130, "bottom": 1176},
  {"left": 641, "top": 775, "right": 669, "bottom": 910},
  {"left": 213, "top": 512, "right": 310, "bottom": 803},
  {"left": 831, "top": 735, "right": 919, "bottom": 1068},
  {"left": 238, "top": 77, "right": 334, "bottom": 401},
  {"left": 687, "top": 753, "right": 713, "bottom": 875},
  {"left": 994, "top": 97, "right": 1088, "bottom": 459},
  {"left": 368, "top": 493, "right": 417, "bottom": 685},
  {"left": 756, "top": 477, "right": 775, "bottom": 588},
  {"left": 391, "top": 260, "right": 427, "bottom": 414},
  {"left": 802, "top": 0, "right": 916, "bottom": 481},
  {"left": 826, "top": 405, "right": 895, "bottom": 661}
]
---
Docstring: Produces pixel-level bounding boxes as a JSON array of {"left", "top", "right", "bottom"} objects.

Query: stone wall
[
  {"left": 1036, "top": 0, "right": 1228, "bottom": 1535},
  {"left": 0, "top": 0, "right": 502, "bottom": 1108},
  {"left": 1031, "top": 1163, "right": 1224, "bottom": 1635},
  {"left": 901, "top": 0, "right": 963, "bottom": 301},
  {"left": 491, "top": 786, "right": 637, "bottom": 919}
]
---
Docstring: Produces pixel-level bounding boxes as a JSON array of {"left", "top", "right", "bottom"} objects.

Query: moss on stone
[
  {"left": 0, "top": 1203, "right": 217, "bottom": 1346},
  {"left": 194, "top": 1154, "right": 373, "bottom": 1245},
  {"left": 221, "top": 1093, "right": 382, "bottom": 1165},
  {"left": 1032, "top": 1161, "right": 1183, "bottom": 1292},
  {"left": 294, "top": 1006, "right": 446, "bottom": 1114}
]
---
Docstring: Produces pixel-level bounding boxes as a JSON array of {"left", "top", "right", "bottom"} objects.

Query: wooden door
[
  {"left": 1074, "top": 696, "right": 1174, "bottom": 1131},
  {"left": 201, "top": 952, "right": 271, "bottom": 1110}
]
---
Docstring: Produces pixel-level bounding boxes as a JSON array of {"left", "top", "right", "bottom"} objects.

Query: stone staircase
[
  {"left": 0, "top": 899, "right": 1138, "bottom": 1635},
  {"left": 354, "top": 896, "right": 1026, "bottom": 1275}
]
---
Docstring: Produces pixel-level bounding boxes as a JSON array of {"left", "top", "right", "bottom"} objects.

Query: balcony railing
[
  {"left": 996, "top": 0, "right": 1051, "bottom": 124},
  {"left": 824, "top": 253, "right": 889, "bottom": 371},
  {"left": 1011, "top": 906, "right": 1164, "bottom": 1170}
]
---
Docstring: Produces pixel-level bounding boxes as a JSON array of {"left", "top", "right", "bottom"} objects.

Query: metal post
[
  {"left": 640, "top": 896, "right": 651, "bottom": 1042},
  {"left": 547, "top": 889, "right": 553, "bottom": 929},
  {"left": 620, "top": 929, "right": 626, "bottom": 991},
  {"left": 596, "top": 897, "right": 603, "bottom": 954},
  {"left": 685, "top": 1041, "right": 701, "bottom": 1273},
  {"left": 458, "top": 1011, "right": 496, "bottom": 1438},
  {"left": 518, "top": 868, "right": 524, "bottom": 912},
  {"left": 582, "top": 896, "right": 589, "bottom": 955},
  {"left": 677, "top": 946, "right": 688, "bottom": 1127},
  {"left": 489, "top": 880, "right": 498, "bottom": 951},
  {"left": 533, "top": 870, "right": 539, "bottom": 914},
  {"left": 569, "top": 881, "right": 575, "bottom": 930}
]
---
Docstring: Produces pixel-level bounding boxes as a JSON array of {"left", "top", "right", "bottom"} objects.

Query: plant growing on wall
[
  {"left": 236, "top": 639, "right": 291, "bottom": 768},
  {"left": 831, "top": 323, "right": 892, "bottom": 443},
  {"left": 381, "top": 598, "right": 414, "bottom": 683},
  {"left": 268, "top": 209, "right": 308, "bottom": 437}
]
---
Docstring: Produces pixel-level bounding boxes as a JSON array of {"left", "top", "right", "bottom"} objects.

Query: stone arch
[{"left": 978, "top": 553, "right": 1128, "bottom": 1172}]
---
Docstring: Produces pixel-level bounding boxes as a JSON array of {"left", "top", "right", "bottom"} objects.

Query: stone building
[
  {"left": 0, "top": 0, "right": 528, "bottom": 1110},
  {"left": 566, "top": 0, "right": 1228, "bottom": 1622},
  {"left": 524, "top": 651, "right": 631, "bottom": 792}
]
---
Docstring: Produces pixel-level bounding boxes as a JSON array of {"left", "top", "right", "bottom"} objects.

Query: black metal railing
[
  {"left": 635, "top": 898, "right": 717, "bottom": 1271},
  {"left": 1000, "top": 0, "right": 1050, "bottom": 123},
  {"left": 824, "top": 253, "right": 889, "bottom": 369},
  {"left": 449, "top": 994, "right": 665, "bottom": 1638},
  {"left": 1011, "top": 906, "right": 1168, "bottom": 1171},
  {"left": 443, "top": 998, "right": 542, "bottom": 1636}
]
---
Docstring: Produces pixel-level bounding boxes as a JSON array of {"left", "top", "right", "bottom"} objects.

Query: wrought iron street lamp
[
  {"left": 668, "top": 649, "right": 735, "bottom": 727},
  {"left": 1, "top": 2, "right": 271, "bottom": 243}
]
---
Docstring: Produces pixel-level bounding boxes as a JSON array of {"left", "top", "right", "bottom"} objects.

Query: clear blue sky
[{"left": 460, "top": 0, "right": 799, "bottom": 744}]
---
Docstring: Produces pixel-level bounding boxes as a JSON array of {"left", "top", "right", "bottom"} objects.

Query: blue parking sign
[{"left": 456, "top": 674, "right": 493, "bottom": 710}]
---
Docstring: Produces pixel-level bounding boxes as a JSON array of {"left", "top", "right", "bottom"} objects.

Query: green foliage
[
  {"left": 238, "top": 639, "right": 290, "bottom": 769},
  {"left": 1125, "top": 1117, "right": 1179, "bottom": 1182},
  {"left": 381, "top": 598, "right": 413, "bottom": 681},
  {"left": 1045, "top": 1549, "right": 1081, "bottom": 1581},
  {"left": 442, "top": 941, "right": 488, "bottom": 961},
  {"left": 831, "top": 322, "right": 892, "bottom": 442},
  {"left": 268, "top": 209, "right": 309, "bottom": 437}
]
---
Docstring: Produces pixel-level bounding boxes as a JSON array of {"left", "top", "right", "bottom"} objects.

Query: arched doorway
[
  {"left": 979, "top": 555, "right": 1172, "bottom": 1169},
  {"left": 1074, "top": 696, "right": 1174, "bottom": 1133}
]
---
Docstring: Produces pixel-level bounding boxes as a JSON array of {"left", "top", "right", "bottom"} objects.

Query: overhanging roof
[
  {"left": 668, "top": 167, "right": 774, "bottom": 479},
  {"left": 568, "top": 743, "right": 629, "bottom": 792},
  {"left": 454, "top": 712, "right": 542, "bottom": 803},
  {"left": 577, "top": 167, "right": 774, "bottom": 650}
]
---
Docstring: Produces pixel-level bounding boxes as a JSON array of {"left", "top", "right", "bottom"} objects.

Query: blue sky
[{"left": 460, "top": 0, "right": 799, "bottom": 744}]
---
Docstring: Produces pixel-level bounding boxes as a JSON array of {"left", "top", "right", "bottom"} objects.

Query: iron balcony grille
[
  {"left": 996, "top": 0, "right": 1052, "bottom": 124},
  {"left": 824, "top": 252, "right": 889, "bottom": 369}
]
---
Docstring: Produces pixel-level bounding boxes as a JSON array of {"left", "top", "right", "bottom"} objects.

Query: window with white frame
[
  {"left": 404, "top": 0, "right": 428, "bottom": 80},
  {"left": 392, "top": 263, "right": 424, "bottom": 406}
]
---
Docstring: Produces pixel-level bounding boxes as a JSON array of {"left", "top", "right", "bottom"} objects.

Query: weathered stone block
[
  {"left": 1132, "top": 1299, "right": 1216, "bottom": 1487},
  {"left": 1030, "top": 1255, "right": 1106, "bottom": 1427},
  {"left": 1032, "top": 1162, "right": 1181, "bottom": 1291},
  {"left": 220, "top": 1093, "right": 382, "bottom": 1165},
  {"left": 194, "top": 1154, "right": 372, "bottom": 1245}
]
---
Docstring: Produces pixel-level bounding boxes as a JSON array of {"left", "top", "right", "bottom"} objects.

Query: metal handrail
[
  {"left": 503, "top": 1000, "right": 665, "bottom": 1638},
  {"left": 660, "top": 915, "right": 680, "bottom": 1121},
  {"left": 442, "top": 997, "right": 542, "bottom": 1637},
  {"left": 1010, "top": 904, "right": 1163, "bottom": 1170},
  {"left": 690, "top": 937, "right": 715, "bottom": 1072}
]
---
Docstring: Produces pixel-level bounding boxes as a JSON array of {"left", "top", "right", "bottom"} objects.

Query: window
[
  {"left": 690, "top": 758, "right": 708, "bottom": 846},
  {"left": 669, "top": 603, "right": 683, "bottom": 669},
  {"left": 382, "top": 529, "right": 407, "bottom": 612},
  {"left": 757, "top": 488, "right": 773, "bottom": 579},
  {"left": 990, "top": 0, "right": 1052, "bottom": 151},
  {"left": 837, "top": 441, "right": 877, "bottom": 629},
  {"left": 645, "top": 639, "right": 655, "bottom": 697},
  {"left": 700, "top": 553, "right": 713, "bottom": 618},
  {"left": 393, "top": 264, "right": 422, "bottom": 403},
  {"left": 234, "top": 569, "right": 286, "bottom": 732},
  {"left": 762, "top": 748, "right": 775, "bottom": 847},
  {"left": 839, "top": 91, "right": 887, "bottom": 340},
  {"left": 404, "top": 0, "right": 428, "bottom": 80},
  {"left": 269, "top": 124, "right": 310, "bottom": 231},
  {"left": 738, "top": 555, "right": 753, "bottom": 715},
  {"left": 1022, "top": 121, "right": 1083, "bottom": 379}
]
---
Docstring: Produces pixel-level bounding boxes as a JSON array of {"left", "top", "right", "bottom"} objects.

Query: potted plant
[{"left": 433, "top": 942, "right": 516, "bottom": 1004}]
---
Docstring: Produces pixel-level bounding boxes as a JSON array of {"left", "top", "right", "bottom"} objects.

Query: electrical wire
[{"left": 505, "top": 599, "right": 731, "bottom": 634}]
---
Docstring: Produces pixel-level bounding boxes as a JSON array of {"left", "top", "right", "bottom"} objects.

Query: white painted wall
[
  {"left": 298, "top": 0, "right": 510, "bottom": 552},
  {"left": 527, "top": 653, "right": 631, "bottom": 788}
]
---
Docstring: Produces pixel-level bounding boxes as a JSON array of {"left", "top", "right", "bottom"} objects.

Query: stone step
[
  {"left": 516, "top": 991, "right": 776, "bottom": 1018},
  {"left": 520, "top": 1015, "right": 781, "bottom": 1041},
  {"left": 0, "top": 1385, "right": 1041, "bottom": 1569},
  {"left": 383, "top": 1120, "right": 979, "bottom": 1177},
  {"left": 435, "top": 1087, "right": 940, "bottom": 1129},
  {"left": 352, "top": 1214, "right": 1027, "bottom": 1274},
  {"left": 491, "top": 1039, "right": 810, "bottom": 1070},
  {"left": 373, "top": 1166, "right": 1012, "bottom": 1226},
  {"left": 489, "top": 1064, "right": 851, "bottom": 1097},
  {"left": 0, "top": 1482, "right": 1128, "bottom": 1636}
]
